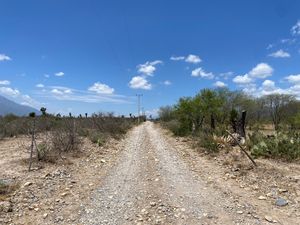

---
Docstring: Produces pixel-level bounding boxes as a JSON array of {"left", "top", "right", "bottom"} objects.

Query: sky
[{"left": 1, "top": 0, "right": 300, "bottom": 117}]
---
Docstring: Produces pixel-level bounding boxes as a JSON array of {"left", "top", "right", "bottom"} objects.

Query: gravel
[{"left": 80, "top": 122, "right": 260, "bottom": 224}]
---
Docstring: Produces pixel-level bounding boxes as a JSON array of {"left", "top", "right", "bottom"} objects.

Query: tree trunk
[
  {"left": 237, "top": 110, "right": 246, "bottom": 137},
  {"left": 210, "top": 114, "right": 215, "bottom": 130}
]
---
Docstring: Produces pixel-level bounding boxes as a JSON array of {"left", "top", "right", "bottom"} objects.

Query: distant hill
[{"left": 0, "top": 95, "right": 40, "bottom": 116}]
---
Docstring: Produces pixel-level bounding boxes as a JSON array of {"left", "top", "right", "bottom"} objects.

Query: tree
[
  {"left": 158, "top": 106, "right": 175, "bottom": 122},
  {"left": 196, "top": 89, "right": 223, "bottom": 130},
  {"left": 262, "top": 94, "right": 295, "bottom": 131},
  {"left": 40, "top": 107, "right": 47, "bottom": 116}
]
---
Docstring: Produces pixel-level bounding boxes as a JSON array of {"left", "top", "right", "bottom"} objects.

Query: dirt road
[
  {"left": 80, "top": 121, "right": 296, "bottom": 225},
  {"left": 2, "top": 121, "right": 299, "bottom": 224}
]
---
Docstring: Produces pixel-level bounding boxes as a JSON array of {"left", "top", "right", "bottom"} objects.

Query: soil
[{"left": 1, "top": 122, "right": 300, "bottom": 224}]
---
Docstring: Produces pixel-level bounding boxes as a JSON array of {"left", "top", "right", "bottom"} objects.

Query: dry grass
[{"left": 0, "top": 180, "right": 19, "bottom": 201}]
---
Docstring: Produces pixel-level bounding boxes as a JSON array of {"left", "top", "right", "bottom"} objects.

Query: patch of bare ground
[
  {"left": 159, "top": 125, "right": 300, "bottom": 224},
  {"left": 0, "top": 134, "right": 125, "bottom": 225}
]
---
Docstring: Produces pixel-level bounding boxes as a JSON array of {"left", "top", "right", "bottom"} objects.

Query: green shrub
[
  {"left": 197, "top": 131, "right": 219, "bottom": 153},
  {"left": 248, "top": 131, "right": 300, "bottom": 161},
  {"left": 89, "top": 132, "right": 106, "bottom": 146}
]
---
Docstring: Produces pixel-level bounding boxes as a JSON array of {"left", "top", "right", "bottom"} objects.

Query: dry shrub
[
  {"left": 37, "top": 119, "right": 82, "bottom": 163},
  {"left": 0, "top": 179, "right": 19, "bottom": 200}
]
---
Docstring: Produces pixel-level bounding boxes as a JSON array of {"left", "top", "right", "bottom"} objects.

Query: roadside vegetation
[
  {"left": 158, "top": 88, "right": 300, "bottom": 161},
  {"left": 0, "top": 109, "right": 138, "bottom": 169}
]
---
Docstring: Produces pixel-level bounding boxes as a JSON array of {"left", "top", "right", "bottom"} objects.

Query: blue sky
[{"left": 1, "top": 0, "right": 300, "bottom": 116}]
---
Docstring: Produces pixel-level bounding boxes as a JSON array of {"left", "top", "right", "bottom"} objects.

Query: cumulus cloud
[
  {"left": 242, "top": 83, "right": 257, "bottom": 96},
  {"left": 269, "top": 49, "right": 290, "bottom": 58},
  {"left": 129, "top": 76, "right": 152, "bottom": 90},
  {"left": 191, "top": 67, "right": 214, "bottom": 79},
  {"left": 214, "top": 81, "right": 227, "bottom": 88},
  {"left": 233, "top": 74, "right": 252, "bottom": 84},
  {"left": 170, "top": 56, "right": 185, "bottom": 61},
  {"left": 137, "top": 60, "right": 162, "bottom": 76},
  {"left": 0, "top": 54, "right": 11, "bottom": 61},
  {"left": 88, "top": 82, "right": 114, "bottom": 94},
  {"left": 55, "top": 72, "right": 65, "bottom": 77},
  {"left": 0, "top": 80, "right": 10, "bottom": 85},
  {"left": 262, "top": 80, "right": 275, "bottom": 89},
  {"left": 249, "top": 63, "right": 273, "bottom": 79},
  {"left": 36, "top": 83, "right": 44, "bottom": 88},
  {"left": 291, "top": 20, "right": 300, "bottom": 35},
  {"left": 0, "top": 87, "right": 20, "bottom": 97},
  {"left": 285, "top": 74, "right": 300, "bottom": 84},
  {"left": 260, "top": 80, "right": 286, "bottom": 95},
  {"left": 185, "top": 54, "right": 202, "bottom": 64}
]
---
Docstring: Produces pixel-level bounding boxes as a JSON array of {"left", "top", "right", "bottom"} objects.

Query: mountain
[{"left": 0, "top": 95, "right": 40, "bottom": 116}]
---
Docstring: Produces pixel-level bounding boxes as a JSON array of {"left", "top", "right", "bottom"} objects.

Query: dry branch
[{"left": 226, "top": 130, "right": 257, "bottom": 167}]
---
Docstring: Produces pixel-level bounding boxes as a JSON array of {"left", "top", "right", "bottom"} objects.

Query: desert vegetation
[
  {"left": 158, "top": 88, "right": 300, "bottom": 161},
  {"left": 0, "top": 108, "right": 137, "bottom": 169}
]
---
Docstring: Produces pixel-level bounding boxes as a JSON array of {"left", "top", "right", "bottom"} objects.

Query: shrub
[
  {"left": 89, "top": 131, "right": 106, "bottom": 146},
  {"left": 197, "top": 131, "right": 219, "bottom": 153},
  {"left": 248, "top": 131, "right": 300, "bottom": 161}
]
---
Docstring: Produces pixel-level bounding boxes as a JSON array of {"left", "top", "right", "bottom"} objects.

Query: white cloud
[
  {"left": 145, "top": 108, "right": 159, "bottom": 118},
  {"left": 163, "top": 80, "right": 171, "bottom": 85},
  {"left": 170, "top": 56, "right": 185, "bottom": 61},
  {"left": 185, "top": 54, "right": 201, "bottom": 64},
  {"left": 137, "top": 60, "right": 162, "bottom": 76},
  {"left": 262, "top": 80, "right": 275, "bottom": 90},
  {"left": 50, "top": 87, "right": 72, "bottom": 95},
  {"left": 44, "top": 74, "right": 50, "bottom": 78},
  {"left": 0, "top": 54, "right": 11, "bottom": 61},
  {"left": 36, "top": 83, "right": 44, "bottom": 88},
  {"left": 88, "top": 82, "right": 114, "bottom": 94},
  {"left": 249, "top": 63, "right": 273, "bottom": 79},
  {"left": 232, "top": 74, "right": 252, "bottom": 84},
  {"left": 214, "top": 81, "right": 227, "bottom": 88},
  {"left": 0, "top": 80, "right": 10, "bottom": 85},
  {"left": 191, "top": 67, "right": 214, "bottom": 79},
  {"left": 64, "top": 89, "right": 72, "bottom": 94},
  {"left": 285, "top": 74, "right": 300, "bottom": 84},
  {"left": 291, "top": 20, "right": 300, "bottom": 35},
  {"left": 55, "top": 72, "right": 64, "bottom": 77},
  {"left": 259, "top": 80, "right": 286, "bottom": 95},
  {"left": 129, "top": 76, "right": 152, "bottom": 90},
  {"left": 51, "top": 89, "right": 64, "bottom": 95},
  {"left": 20, "top": 94, "right": 41, "bottom": 108},
  {"left": 242, "top": 83, "right": 257, "bottom": 96},
  {"left": 266, "top": 44, "right": 274, "bottom": 50},
  {"left": 0, "top": 87, "right": 20, "bottom": 97},
  {"left": 219, "top": 71, "right": 233, "bottom": 80},
  {"left": 281, "top": 38, "right": 296, "bottom": 44},
  {"left": 39, "top": 86, "right": 130, "bottom": 104},
  {"left": 269, "top": 49, "right": 290, "bottom": 58}
]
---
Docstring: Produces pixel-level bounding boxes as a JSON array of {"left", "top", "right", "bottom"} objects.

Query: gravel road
[{"left": 80, "top": 122, "right": 268, "bottom": 225}]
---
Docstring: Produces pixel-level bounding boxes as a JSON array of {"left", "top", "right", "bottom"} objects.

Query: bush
[
  {"left": 197, "top": 131, "right": 219, "bottom": 153},
  {"left": 36, "top": 119, "right": 82, "bottom": 162},
  {"left": 160, "top": 120, "right": 188, "bottom": 136},
  {"left": 89, "top": 131, "right": 106, "bottom": 146},
  {"left": 248, "top": 131, "right": 300, "bottom": 161}
]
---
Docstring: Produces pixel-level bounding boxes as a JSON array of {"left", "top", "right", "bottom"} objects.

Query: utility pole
[{"left": 136, "top": 94, "right": 143, "bottom": 124}]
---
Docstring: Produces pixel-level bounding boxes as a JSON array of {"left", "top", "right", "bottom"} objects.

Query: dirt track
[
  {"left": 80, "top": 122, "right": 299, "bottom": 225},
  {"left": 2, "top": 122, "right": 300, "bottom": 224}
]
